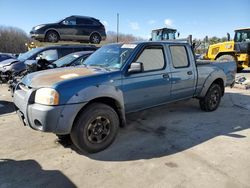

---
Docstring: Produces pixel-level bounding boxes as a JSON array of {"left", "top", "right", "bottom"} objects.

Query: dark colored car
[
  {"left": 26, "top": 50, "right": 94, "bottom": 72},
  {"left": 30, "top": 15, "right": 106, "bottom": 44},
  {"left": 0, "top": 45, "right": 97, "bottom": 82},
  {"left": 0, "top": 53, "right": 16, "bottom": 62},
  {"left": 8, "top": 51, "right": 94, "bottom": 95},
  {"left": 51, "top": 51, "right": 94, "bottom": 68}
]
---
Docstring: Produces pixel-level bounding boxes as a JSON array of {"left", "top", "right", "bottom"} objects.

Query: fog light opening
[{"left": 34, "top": 119, "right": 42, "bottom": 127}]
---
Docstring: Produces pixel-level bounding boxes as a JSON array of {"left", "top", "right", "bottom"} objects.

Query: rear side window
[
  {"left": 59, "top": 48, "right": 74, "bottom": 57},
  {"left": 76, "top": 18, "right": 94, "bottom": 25},
  {"left": 136, "top": 46, "right": 165, "bottom": 72},
  {"left": 170, "top": 46, "right": 189, "bottom": 68}
]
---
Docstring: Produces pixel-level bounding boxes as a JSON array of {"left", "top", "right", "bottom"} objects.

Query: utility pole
[{"left": 117, "top": 13, "right": 119, "bottom": 43}]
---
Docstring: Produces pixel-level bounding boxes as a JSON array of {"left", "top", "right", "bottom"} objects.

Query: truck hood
[{"left": 22, "top": 66, "right": 107, "bottom": 88}]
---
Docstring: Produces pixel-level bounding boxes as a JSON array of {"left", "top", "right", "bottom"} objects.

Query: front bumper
[
  {"left": 0, "top": 67, "right": 10, "bottom": 82},
  {"left": 13, "top": 84, "right": 87, "bottom": 134},
  {"left": 30, "top": 30, "right": 45, "bottom": 40}
]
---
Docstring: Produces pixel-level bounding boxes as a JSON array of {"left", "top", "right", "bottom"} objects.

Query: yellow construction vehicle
[
  {"left": 206, "top": 28, "right": 250, "bottom": 72},
  {"left": 150, "top": 27, "right": 179, "bottom": 41},
  {"left": 25, "top": 41, "right": 39, "bottom": 50}
]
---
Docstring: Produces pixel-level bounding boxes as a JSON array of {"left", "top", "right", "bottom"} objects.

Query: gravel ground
[{"left": 0, "top": 82, "right": 249, "bottom": 188}]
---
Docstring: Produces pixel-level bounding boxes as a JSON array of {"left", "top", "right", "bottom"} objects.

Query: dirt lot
[{"left": 0, "top": 77, "right": 250, "bottom": 188}]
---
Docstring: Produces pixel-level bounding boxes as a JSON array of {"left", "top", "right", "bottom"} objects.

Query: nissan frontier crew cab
[{"left": 13, "top": 41, "right": 236, "bottom": 153}]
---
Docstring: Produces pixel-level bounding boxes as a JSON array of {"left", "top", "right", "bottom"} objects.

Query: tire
[
  {"left": 45, "top": 31, "right": 59, "bottom": 43},
  {"left": 90, "top": 33, "right": 101, "bottom": 44},
  {"left": 216, "top": 54, "right": 235, "bottom": 62},
  {"left": 237, "top": 67, "right": 244, "bottom": 73},
  {"left": 70, "top": 103, "right": 119, "bottom": 153},
  {"left": 199, "top": 83, "right": 222, "bottom": 112}
]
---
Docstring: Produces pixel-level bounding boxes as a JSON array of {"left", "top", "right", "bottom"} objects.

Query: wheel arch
[
  {"left": 45, "top": 29, "right": 61, "bottom": 40},
  {"left": 73, "top": 96, "right": 126, "bottom": 130},
  {"left": 198, "top": 70, "right": 226, "bottom": 98},
  {"left": 215, "top": 52, "right": 236, "bottom": 60},
  {"left": 211, "top": 78, "right": 224, "bottom": 96}
]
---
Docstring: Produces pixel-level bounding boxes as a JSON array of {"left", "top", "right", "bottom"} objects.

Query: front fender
[
  {"left": 198, "top": 69, "right": 226, "bottom": 98},
  {"left": 56, "top": 85, "right": 125, "bottom": 133},
  {"left": 66, "top": 85, "right": 124, "bottom": 105}
]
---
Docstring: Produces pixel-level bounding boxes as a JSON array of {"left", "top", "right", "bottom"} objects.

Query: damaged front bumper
[{"left": 13, "top": 83, "right": 87, "bottom": 134}]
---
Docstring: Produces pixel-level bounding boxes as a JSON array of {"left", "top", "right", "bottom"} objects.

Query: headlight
[
  {"left": 35, "top": 88, "right": 59, "bottom": 105},
  {"left": 34, "top": 25, "right": 45, "bottom": 30}
]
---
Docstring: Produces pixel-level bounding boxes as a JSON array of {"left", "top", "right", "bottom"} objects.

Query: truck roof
[
  {"left": 235, "top": 28, "right": 250, "bottom": 31},
  {"left": 129, "top": 40, "right": 190, "bottom": 45},
  {"left": 152, "top": 27, "right": 177, "bottom": 32}
]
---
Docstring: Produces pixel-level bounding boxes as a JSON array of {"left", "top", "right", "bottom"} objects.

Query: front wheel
[
  {"left": 199, "top": 83, "right": 222, "bottom": 112},
  {"left": 70, "top": 103, "right": 119, "bottom": 153},
  {"left": 45, "top": 31, "right": 59, "bottom": 43}
]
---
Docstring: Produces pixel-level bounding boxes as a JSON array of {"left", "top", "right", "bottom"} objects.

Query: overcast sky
[{"left": 0, "top": 0, "right": 249, "bottom": 39}]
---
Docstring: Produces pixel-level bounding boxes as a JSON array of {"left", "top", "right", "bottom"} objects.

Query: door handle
[
  {"left": 162, "top": 73, "right": 170, "bottom": 79},
  {"left": 187, "top": 71, "right": 193, "bottom": 75}
]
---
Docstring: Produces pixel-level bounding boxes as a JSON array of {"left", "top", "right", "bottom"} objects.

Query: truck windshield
[
  {"left": 83, "top": 44, "right": 136, "bottom": 69},
  {"left": 18, "top": 47, "right": 42, "bottom": 61},
  {"left": 235, "top": 30, "right": 250, "bottom": 42}
]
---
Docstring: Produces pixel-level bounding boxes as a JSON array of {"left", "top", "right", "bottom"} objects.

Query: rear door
[
  {"left": 58, "top": 48, "right": 74, "bottom": 58},
  {"left": 168, "top": 45, "right": 196, "bottom": 99},
  {"left": 122, "top": 44, "right": 172, "bottom": 112},
  {"left": 76, "top": 18, "right": 96, "bottom": 40}
]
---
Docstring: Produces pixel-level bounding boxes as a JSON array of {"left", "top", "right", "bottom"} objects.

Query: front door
[
  {"left": 58, "top": 17, "right": 78, "bottom": 40},
  {"left": 122, "top": 45, "right": 171, "bottom": 112}
]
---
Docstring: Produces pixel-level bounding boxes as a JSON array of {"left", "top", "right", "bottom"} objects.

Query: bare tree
[
  {"left": 0, "top": 26, "right": 30, "bottom": 54},
  {"left": 105, "top": 31, "right": 145, "bottom": 43}
]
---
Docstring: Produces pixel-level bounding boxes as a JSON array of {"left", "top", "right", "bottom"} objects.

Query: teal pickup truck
[{"left": 14, "top": 41, "right": 236, "bottom": 153}]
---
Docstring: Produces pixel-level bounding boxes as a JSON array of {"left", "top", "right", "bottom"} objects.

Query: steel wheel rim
[
  {"left": 87, "top": 116, "right": 111, "bottom": 144},
  {"left": 209, "top": 89, "right": 219, "bottom": 109}
]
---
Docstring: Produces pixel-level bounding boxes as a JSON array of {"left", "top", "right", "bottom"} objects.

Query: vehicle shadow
[
  {"left": 0, "top": 101, "right": 15, "bottom": 115},
  {"left": 60, "top": 92, "right": 250, "bottom": 161},
  {"left": 0, "top": 159, "right": 77, "bottom": 188}
]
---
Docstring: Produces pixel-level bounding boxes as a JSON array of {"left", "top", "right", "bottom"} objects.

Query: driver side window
[
  {"left": 63, "top": 17, "right": 76, "bottom": 25},
  {"left": 37, "top": 49, "right": 58, "bottom": 61},
  {"left": 136, "top": 46, "right": 165, "bottom": 72}
]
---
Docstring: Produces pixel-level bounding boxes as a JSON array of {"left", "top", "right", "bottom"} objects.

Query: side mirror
[
  {"left": 128, "top": 62, "right": 143, "bottom": 74},
  {"left": 62, "top": 20, "right": 68, "bottom": 25},
  {"left": 35, "top": 56, "right": 42, "bottom": 60}
]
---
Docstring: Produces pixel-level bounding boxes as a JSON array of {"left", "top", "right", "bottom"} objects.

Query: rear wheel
[
  {"left": 199, "top": 83, "right": 222, "bottom": 112},
  {"left": 217, "top": 55, "right": 242, "bottom": 72},
  {"left": 70, "top": 103, "right": 119, "bottom": 153},
  {"left": 90, "top": 33, "right": 101, "bottom": 44},
  {"left": 45, "top": 31, "right": 59, "bottom": 43},
  {"left": 216, "top": 54, "right": 235, "bottom": 62},
  {"left": 237, "top": 67, "right": 244, "bottom": 72}
]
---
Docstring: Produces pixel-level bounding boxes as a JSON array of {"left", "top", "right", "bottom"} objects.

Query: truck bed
[{"left": 197, "top": 60, "right": 236, "bottom": 87}]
